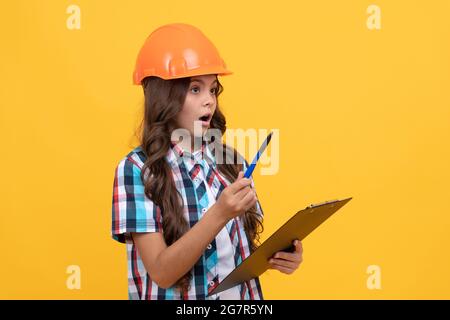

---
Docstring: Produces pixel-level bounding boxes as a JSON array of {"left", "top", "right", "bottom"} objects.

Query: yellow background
[{"left": 1, "top": 0, "right": 449, "bottom": 299}]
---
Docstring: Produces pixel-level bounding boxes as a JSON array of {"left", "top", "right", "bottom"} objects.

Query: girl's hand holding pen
[{"left": 215, "top": 171, "right": 257, "bottom": 221}]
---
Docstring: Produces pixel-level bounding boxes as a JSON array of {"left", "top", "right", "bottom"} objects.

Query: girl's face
[{"left": 174, "top": 74, "right": 218, "bottom": 139}]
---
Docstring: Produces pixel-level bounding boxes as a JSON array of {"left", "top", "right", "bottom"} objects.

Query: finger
[
  {"left": 269, "top": 258, "right": 299, "bottom": 270},
  {"left": 294, "top": 240, "right": 303, "bottom": 254},
  {"left": 240, "top": 188, "right": 257, "bottom": 207},
  {"left": 234, "top": 186, "right": 252, "bottom": 202},
  {"left": 229, "top": 176, "right": 251, "bottom": 194},
  {"left": 268, "top": 263, "right": 294, "bottom": 274},
  {"left": 273, "top": 251, "right": 302, "bottom": 263},
  {"left": 242, "top": 194, "right": 257, "bottom": 212}
]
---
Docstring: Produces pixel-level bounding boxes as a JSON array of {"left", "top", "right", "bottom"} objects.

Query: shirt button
[
  {"left": 209, "top": 280, "right": 215, "bottom": 287},
  {"left": 207, "top": 244, "right": 212, "bottom": 250},
  {"left": 202, "top": 208, "right": 207, "bottom": 213}
]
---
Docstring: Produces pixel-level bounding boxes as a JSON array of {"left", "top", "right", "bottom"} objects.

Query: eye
[
  {"left": 191, "top": 86, "right": 200, "bottom": 94},
  {"left": 211, "top": 87, "right": 218, "bottom": 94}
]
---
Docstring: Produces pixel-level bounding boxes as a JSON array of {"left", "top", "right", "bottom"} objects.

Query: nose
[{"left": 202, "top": 92, "right": 215, "bottom": 108}]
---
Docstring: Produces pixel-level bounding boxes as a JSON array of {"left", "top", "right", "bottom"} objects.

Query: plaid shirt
[{"left": 111, "top": 140, "right": 264, "bottom": 300}]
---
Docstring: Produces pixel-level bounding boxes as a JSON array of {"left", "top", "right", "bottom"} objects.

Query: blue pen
[{"left": 244, "top": 131, "right": 273, "bottom": 178}]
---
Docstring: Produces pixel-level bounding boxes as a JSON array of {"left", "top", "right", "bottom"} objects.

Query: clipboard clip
[{"left": 306, "top": 199, "right": 340, "bottom": 209}]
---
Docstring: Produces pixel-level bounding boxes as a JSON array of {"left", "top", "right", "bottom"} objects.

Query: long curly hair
[{"left": 136, "top": 75, "right": 264, "bottom": 294}]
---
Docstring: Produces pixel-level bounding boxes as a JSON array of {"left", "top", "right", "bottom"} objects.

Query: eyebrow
[{"left": 190, "top": 79, "right": 218, "bottom": 86}]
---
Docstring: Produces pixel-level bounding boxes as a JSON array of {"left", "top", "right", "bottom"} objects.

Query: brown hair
[{"left": 136, "top": 75, "right": 263, "bottom": 293}]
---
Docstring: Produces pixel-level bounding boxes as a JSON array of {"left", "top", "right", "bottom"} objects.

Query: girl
[{"left": 111, "top": 23, "right": 303, "bottom": 300}]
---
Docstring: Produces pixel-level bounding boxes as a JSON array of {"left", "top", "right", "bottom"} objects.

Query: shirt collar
[{"left": 166, "top": 138, "right": 217, "bottom": 169}]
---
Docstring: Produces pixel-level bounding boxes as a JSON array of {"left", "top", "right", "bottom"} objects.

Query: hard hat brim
[{"left": 134, "top": 66, "right": 233, "bottom": 85}]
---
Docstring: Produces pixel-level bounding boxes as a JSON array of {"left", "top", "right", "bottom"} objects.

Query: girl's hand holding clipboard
[{"left": 268, "top": 239, "right": 304, "bottom": 274}]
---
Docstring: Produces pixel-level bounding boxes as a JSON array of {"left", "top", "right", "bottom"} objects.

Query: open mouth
[{"left": 198, "top": 114, "right": 212, "bottom": 122}]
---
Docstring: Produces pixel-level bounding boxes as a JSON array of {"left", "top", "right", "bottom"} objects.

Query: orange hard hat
[{"left": 133, "top": 23, "right": 233, "bottom": 85}]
